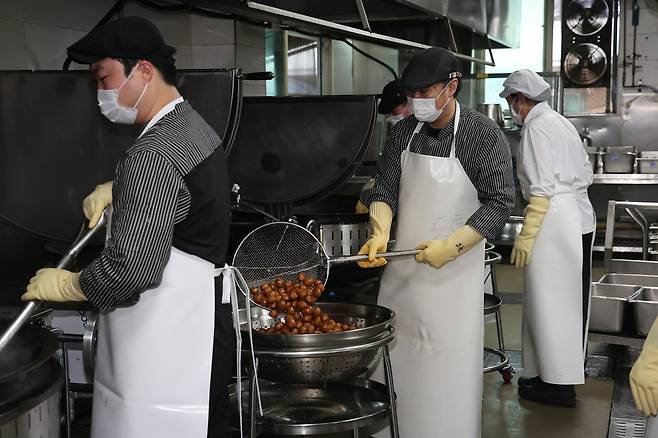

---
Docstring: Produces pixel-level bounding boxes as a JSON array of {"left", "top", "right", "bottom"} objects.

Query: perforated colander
[{"left": 232, "top": 222, "right": 419, "bottom": 307}]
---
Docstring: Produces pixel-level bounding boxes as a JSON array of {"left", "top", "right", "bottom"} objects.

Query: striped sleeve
[
  {"left": 79, "top": 150, "right": 186, "bottom": 311},
  {"left": 466, "top": 127, "right": 515, "bottom": 240},
  {"left": 359, "top": 121, "right": 406, "bottom": 214}
]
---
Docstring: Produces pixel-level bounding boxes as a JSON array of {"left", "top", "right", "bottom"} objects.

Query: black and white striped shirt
[
  {"left": 360, "top": 103, "right": 515, "bottom": 240},
  {"left": 79, "top": 101, "right": 229, "bottom": 311}
]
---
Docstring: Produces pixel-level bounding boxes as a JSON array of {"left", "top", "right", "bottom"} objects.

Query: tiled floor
[{"left": 481, "top": 262, "right": 616, "bottom": 438}]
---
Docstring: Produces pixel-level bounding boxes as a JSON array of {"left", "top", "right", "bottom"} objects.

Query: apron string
[{"left": 213, "top": 265, "right": 263, "bottom": 437}]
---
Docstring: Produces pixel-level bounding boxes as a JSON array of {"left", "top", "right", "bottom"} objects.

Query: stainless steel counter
[{"left": 593, "top": 174, "right": 658, "bottom": 184}]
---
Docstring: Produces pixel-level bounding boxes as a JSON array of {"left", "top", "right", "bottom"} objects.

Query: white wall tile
[
  {"left": 0, "top": 0, "right": 23, "bottom": 20},
  {"left": 0, "top": 18, "right": 26, "bottom": 69},
  {"left": 23, "top": 0, "right": 113, "bottom": 31},
  {"left": 175, "top": 45, "right": 194, "bottom": 70},
  {"left": 203, "top": 45, "right": 235, "bottom": 68},
  {"left": 24, "top": 22, "right": 73, "bottom": 70},
  {"left": 236, "top": 45, "right": 265, "bottom": 72},
  {"left": 190, "top": 15, "right": 234, "bottom": 45},
  {"left": 235, "top": 21, "right": 264, "bottom": 49},
  {"left": 123, "top": 3, "right": 192, "bottom": 46}
]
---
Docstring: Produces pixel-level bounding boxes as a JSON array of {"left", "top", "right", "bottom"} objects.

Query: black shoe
[
  {"left": 517, "top": 376, "right": 540, "bottom": 388},
  {"left": 518, "top": 380, "right": 576, "bottom": 407}
]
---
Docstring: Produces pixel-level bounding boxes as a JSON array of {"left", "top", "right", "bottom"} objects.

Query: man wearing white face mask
[
  {"left": 22, "top": 17, "right": 234, "bottom": 438},
  {"left": 358, "top": 47, "right": 514, "bottom": 437},
  {"left": 500, "top": 69, "right": 595, "bottom": 406}
]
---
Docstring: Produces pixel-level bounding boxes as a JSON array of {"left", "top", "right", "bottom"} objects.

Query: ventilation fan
[
  {"left": 563, "top": 43, "right": 608, "bottom": 85},
  {"left": 565, "top": 0, "right": 609, "bottom": 36}
]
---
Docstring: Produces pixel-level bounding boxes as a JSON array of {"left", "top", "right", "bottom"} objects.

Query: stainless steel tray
[
  {"left": 589, "top": 283, "right": 641, "bottom": 334},
  {"left": 630, "top": 288, "right": 658, "bottom": 336},
  {"left": 638, "top": 158, "right": 658, "bottom": 174},
  {"left": 598, "top": 273, "right": 658, "bottom": 288},
  {"left": 603, "top": 151, "right": 636, "bottom": 174},
  {"left": 229, "top": 378, "right": 389, "bottom": 435},
  {"left": 239, "top": 302, "right": 394, "bottom": 349}
]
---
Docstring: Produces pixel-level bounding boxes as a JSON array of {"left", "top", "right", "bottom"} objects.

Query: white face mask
[
  {"left": 97, "top": 65, "right": 149, "bottom": 124},
  {"left": 510, "top": 95, "right": 523, "bottom": 126},
  {"left": 408, "top": 80, "right": 453, "bottom": 123},
  {"left": 388, "top": 114, "right": 405, "bottom": 125}
]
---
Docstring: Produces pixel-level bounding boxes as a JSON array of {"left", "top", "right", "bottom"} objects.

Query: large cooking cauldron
[
  {"left": 0, "top": 320, "right": 62, "bottom": 437},
  {"left": 0, "top": 69, "right": 242, "bottom": 304}
]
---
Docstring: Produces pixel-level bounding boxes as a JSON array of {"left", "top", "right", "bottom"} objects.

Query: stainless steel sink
[
  {"left": 599, "top": 273, "right": 658, "bottom": 288},
  {"left": 630, "top": 288, "right": 658, "bottom": 336},
  {"left": 589, "top": 283, "right": 641, "bottom": 334}
]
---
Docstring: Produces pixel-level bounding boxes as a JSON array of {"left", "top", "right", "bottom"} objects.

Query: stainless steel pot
[
  {"left": 240, "top": 302, "right": 394, "bottom": 349},
  {"left": 0, "top": 359, "right": 62, "bottom": 437},
  {"left": 476, "top": 104, "right": 505, "bottom": 128},
  {"left": 239, "top": 302, "right": 396, "bottom": 383},
  {"left": 0, "top": 319, "right": 62, "bottom": 438}
]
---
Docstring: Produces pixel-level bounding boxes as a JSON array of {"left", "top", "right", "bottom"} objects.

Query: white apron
[
  {"left": 91, "top": 98, "right": 236, "bottom": 438},
  {"left": 91, "top": 247, "right": 216, "bottom": 438},
  {"left": 374, "top": 103, "right": 485, "bottom": 438},
  {"left": 522, "top": 192, "right": 592, "bottom": 384}
]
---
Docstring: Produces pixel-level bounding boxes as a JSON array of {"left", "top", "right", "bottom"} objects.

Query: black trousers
[
  {"left": 207, "top": 302, "right": 235, "bottom": 438},
  {"left": 582, "top": 232, "right": 594, "bottom": 346}
]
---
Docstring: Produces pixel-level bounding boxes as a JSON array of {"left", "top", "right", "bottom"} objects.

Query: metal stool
[{"left": 484, "top": 243, "right": 514, "bottom": 383}]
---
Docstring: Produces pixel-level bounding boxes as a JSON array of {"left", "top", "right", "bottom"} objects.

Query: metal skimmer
[{"left": 232, "top": 221, "right": 418, "bottom": 306}]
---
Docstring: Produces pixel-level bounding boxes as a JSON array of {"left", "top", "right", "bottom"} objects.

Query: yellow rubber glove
[
  {"left": 21, "top": 268, "right": 87, "bottom": 302},
  {"left": 415, "top": 225, "right": 484, "bottom": 269},
  {"left": 355, "top": 200, "right": 369, "bottom": 214},
  {"left": 357, "top": 202, "right": 393, "bottom": 268},
  {"left": 510, "top": 196, "right": 550, "bottom": 268},
  {"left": 630, "top": 317, "right": 658, "bottom": 416},
  {"left": 83, "top": 181, "right": 112, "bottom": 228}
]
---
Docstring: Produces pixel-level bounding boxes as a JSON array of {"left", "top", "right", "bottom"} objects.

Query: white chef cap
[{"left": 499, "top": 69, "right": 552, "bottom": 102}]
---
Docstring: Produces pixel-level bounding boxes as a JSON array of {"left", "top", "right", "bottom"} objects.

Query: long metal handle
[
  {"left": 0, "top": 210, "right": 108, "bottom": 353},
  {"left": 329, "top": 249, "right": 420, "bottom": 265}
]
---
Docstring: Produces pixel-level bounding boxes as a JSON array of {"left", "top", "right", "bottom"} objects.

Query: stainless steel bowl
[
  {"left": 249, "top": 328, "right": 395, "bottom": 384},
  {"left": 239, "top": 302, "right": 394, "bottom": 349}
]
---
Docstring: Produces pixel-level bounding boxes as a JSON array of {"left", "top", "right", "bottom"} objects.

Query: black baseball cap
[
  {"left": 400, "top": 47, "right": 462, "bottom": 90},
  {"left": 377, "top": 80, "right": 407, "bottom": 115},
  {"left": 67, "top": 16, "right": 175, "bottom": 64}
]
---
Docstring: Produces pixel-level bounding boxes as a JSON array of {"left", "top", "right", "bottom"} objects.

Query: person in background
[
  {"left": 357, "top": 47, "right": 514, "bottom": 438},
  {"left": 356, "top": 80, "right": 411, "bottom": 214},
  {"left": 22, "top": 17, "right": 233, "bottom": 438},
  {"left": 500, "top": 69, "right": 595, "bottom": 406}
]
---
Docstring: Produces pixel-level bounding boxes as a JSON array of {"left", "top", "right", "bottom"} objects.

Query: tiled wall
[
  {"left": 0, "top": 0, "right": 266, "bottom": 94},
  {"left": 620, "top": 1, "right": 658, "bottom": 88}
]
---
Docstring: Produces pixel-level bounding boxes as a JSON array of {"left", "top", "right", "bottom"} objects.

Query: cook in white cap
[{"left": 500, "top": 69, "right": 595, "bottom": 406}]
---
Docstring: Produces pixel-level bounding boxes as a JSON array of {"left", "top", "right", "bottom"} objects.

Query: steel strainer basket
[{"left": 232, "top": 222, "right": 418, "bottom": 308}]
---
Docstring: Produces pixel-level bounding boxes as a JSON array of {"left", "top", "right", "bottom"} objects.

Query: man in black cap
[
  {"left": 378, "top": 79, "right": 410, "bottom": 122},
  {"left": 357, "top": 47, "right": 514, "bottom": 437},
  {"left": 22, "top": 16, "right": 233, "bottom": 438},
  {"left": 356, "top": 80, "right": 411, "bottom": 214}
]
